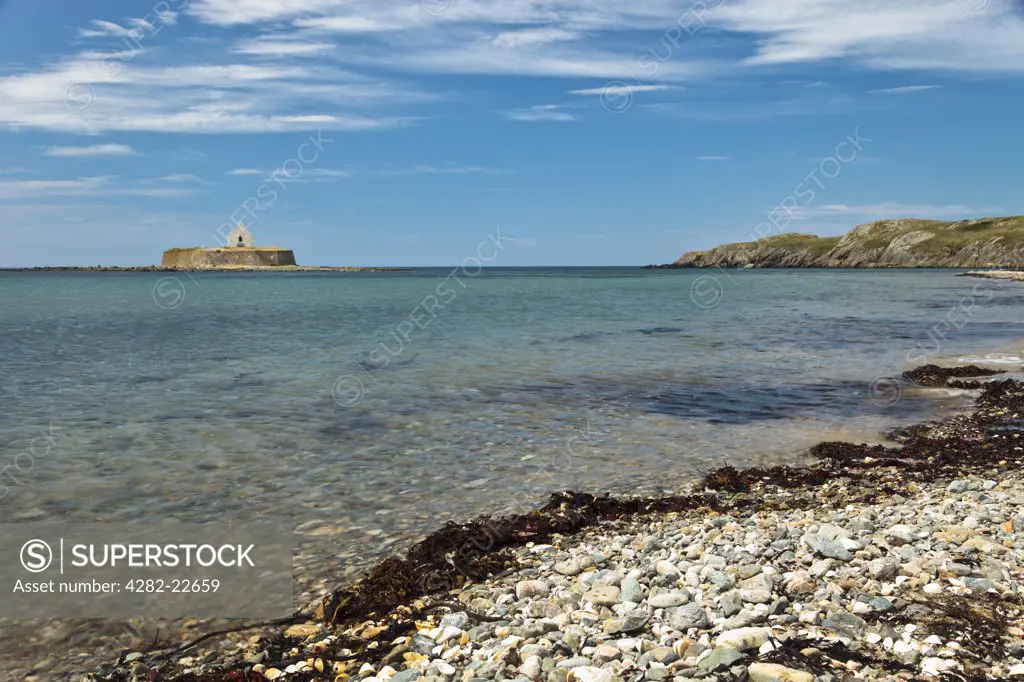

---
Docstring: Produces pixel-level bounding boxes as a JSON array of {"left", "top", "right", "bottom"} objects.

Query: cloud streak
[{"left": 42, "top": 144, "right": 137, "bottom": 157}]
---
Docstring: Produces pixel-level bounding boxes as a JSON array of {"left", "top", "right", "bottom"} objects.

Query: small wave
[{"left": 955, "top": 354, "right": 1023, "bottom": 365}]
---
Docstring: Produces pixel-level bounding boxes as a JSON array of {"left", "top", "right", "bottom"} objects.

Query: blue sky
[{"left": 0, "top": 0, "right": 1022, "bottom": 267}]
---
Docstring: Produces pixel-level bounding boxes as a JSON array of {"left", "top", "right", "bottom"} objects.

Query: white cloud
[
  {"left": 569, "top": 84, "right": 676, "bottom": 96},
  {"left": 802, "top": 202, "right": 1004, "bottom": 220},
  {"left": 696, "top": 155, "right": 731, "bottom": 161},
  {"left": 302, "top": 168, "right": 354, "bottom": 180},
  {"left": 870, "top": 85, "right": 940, "bottom": 94},
  {"left": 491, "top": 28, "right": 581, "bottom": 49},
  {"left": 233, "top": 39, "right": 337, "bottom": 56},
  {"left": 7, "top": 0, "right": 1020, "bottom": 139},
  {"left": 380, "top": 164, "right": 489, "bottom": 176},
  {"left": 159, "top": 173, "right": 212, "bottom": 184},
  {"left": 712, "top": 0, "right": 1024, "bottom": 72},
  {"left": 78, "top": 20, "right": 140, "bottom": 39},
  {"left": 506, "top": 105, "right": 575, "bottom": 122},
  {"left": 294, "top": 15, "right": 397, "bottom": 33},
  {"left": 0, "top": 176, "right": 197, "bottom": 200},
  {"left": 42, "top": 144, "right": 137, "bottom": 157},
  {"left": 0, "top": 52, "right": 421, "bottom": 133}
]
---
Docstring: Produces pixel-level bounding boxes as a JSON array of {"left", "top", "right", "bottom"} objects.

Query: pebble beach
[{"left": 84, "top": 368, "right": 1024, "bottom": 682}]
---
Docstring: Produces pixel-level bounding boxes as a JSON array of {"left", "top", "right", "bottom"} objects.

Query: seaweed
[{"left": 902, "top": 364, "right": 1005, "bottom": 388}]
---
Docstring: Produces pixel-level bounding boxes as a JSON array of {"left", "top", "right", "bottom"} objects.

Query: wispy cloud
[
  {"left": 870, "top": 85, "right": 940, "bottom": 94},
  {"left": 0, "top": 52, "right": 423, "bottom": 134},
  {"left": 78, "top": 19, "right": 143, "bottom": 39},
  {"left": 302, "top": 168, "right": 354, "bottom": 181},
  {"left": 714, "top": 0, "right": 1024, "bottom": 72},
  {"left": 506, "top": 105, "right": 576, "bottom": 122},
  {"left": 380, "top": 164, "right": 492, "bottom": 176},
  {"left": 0, "top": 176, "right": 197, "bottom": 200},
  {"left": 224, "top": 167, "right": 353, "bottom": 181},
  {"left": 232, "top": 38, "right": 337, "bottom": 57},
  {"left": 159, "top": 173, "right": 213, "bottom": 184},
  {"left": 696, "top": 155, "right": 731, "bottom": 161},
  {"left": 569, "top": 84, "right": 676, "bottom": 96},
  {"left": 42, "top": 144, "right": 137, "bottom": 157},
  {"left": 800, "top": 202, "right": 1004, "bottom": 221}
]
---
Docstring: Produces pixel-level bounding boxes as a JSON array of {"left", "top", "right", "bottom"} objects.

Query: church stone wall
[{"left": 161, "top": 248, "right": 297, "bottom": 269}]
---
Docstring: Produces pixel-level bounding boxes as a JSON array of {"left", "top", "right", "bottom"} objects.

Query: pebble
[
  {"left": 516, "top": 580, "right": 551, "bottom": 599},
  {"left": 647, "top": 591, "right": 689, "bottom": 608},
  {"left": 747, "top": 662, "right": 814, "bottom": 682},
  {"left": 584, "top": 585, "right": 621, "bottom": 606},
  {"left": 715, "top": 627, "right": 772, "bottom": 651}
]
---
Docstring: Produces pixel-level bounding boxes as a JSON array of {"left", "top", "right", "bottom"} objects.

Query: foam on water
[{"left": 956, "top": 353, "right": 1024, "bottom": 365}]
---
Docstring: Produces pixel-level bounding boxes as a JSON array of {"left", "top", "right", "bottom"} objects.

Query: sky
[{"left": 0, "top": 0, "right": 1022, "bottom": 267}]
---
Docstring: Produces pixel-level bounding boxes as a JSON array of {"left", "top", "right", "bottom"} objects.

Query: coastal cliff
[{"left": 657, "top": 215, "right": 1024, "bottom": 268}]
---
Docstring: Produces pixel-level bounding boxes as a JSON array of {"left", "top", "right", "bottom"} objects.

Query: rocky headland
[
  {"left": 84, "top": 365, "right": 1024, "bottom": 682},
  {"left": 651, "top": 216, "right": 1024, "bottom": 269}
]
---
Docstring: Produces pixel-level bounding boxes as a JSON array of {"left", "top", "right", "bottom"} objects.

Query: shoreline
[
  {"left": 0, "top": 266, "right": 412, "bottom": 273},
  {"left": 86, "top": 364, "right": 1024, "bottom": 682}
]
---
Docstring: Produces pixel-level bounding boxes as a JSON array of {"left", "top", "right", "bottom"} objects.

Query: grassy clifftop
[{"left": 666, "top": 216, "right": 1024, "bottom": 268}]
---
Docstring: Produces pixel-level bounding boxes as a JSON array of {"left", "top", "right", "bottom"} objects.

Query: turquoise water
[{"left": 1, "top": 268, "right": 1022, "bottom": 590}]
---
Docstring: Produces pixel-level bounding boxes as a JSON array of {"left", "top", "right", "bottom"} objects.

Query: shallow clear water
[{"left": 1, "top": 268, "right": 1022, "bottom": 589}]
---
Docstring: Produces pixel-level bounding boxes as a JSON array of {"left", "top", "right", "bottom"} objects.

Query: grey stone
[
  {"left": 885, "top": 525, "right": 917, "bottom": 546},
  {"left": 649, "top": 591, "right": 690, "bottom": 609},
  {"left": 867, "top": 558, "right": 900, "bottom": 581},
  {"left": 803, "top": 534, "right": 853, "bottom": 562},
  {"left": 666, "top": 603, "right": 711, "bottom": 631},
  {"left": 947, "top": 479, "right": 971, "bottom": 493},
  {"left": 697, "top": 648, "right": 746, "bottom": 672},
  {"left": 738, "top": 587, "right": 772, "bottom": 604},
  {"left": 964, "top": 578, "right": 998, "bottom": 591},
  {"left": 603, "top": 610, "right": 651, "bottom": 634},
  {"left": 392, "top": 669, "right": 422, "bottom": 682},
  {"left": 554, "top": 560, "right": 582, "bottom": 576},
  {"left": 821, "top": 611, "right": 867, "bottom": 635},
  {"left": 718, "top": 591, "right": 743, "bottom": 617},
  {"left": 869, "top": 597, "right": 894, "bottom": 613},
  {"left": 621, "top": 576, "right": 645, "bottom": 603},
  {"left": 440, "top": 612, "right": 471, "bottom": 629},
  {"left": 411, "top": 634, "right": 436, "bottom": 655}
]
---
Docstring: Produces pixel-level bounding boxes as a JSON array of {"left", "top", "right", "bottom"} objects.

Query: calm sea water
[
  {"left": 1, "top": 268, "right": 1022, "bottom": 590},
  {"left": 1, "top": 267, "right": 1023, "bottom": 675}
]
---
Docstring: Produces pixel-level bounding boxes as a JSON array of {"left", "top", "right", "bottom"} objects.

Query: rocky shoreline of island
[{"left": 77, "top": 363, "right": 1024, "bottom": 682}]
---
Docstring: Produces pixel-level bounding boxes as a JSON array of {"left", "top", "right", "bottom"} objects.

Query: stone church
[{"left": 226, "top": 223, "right": 254, "bottom": 248}]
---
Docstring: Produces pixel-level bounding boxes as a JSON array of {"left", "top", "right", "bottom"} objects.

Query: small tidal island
[{"left": 161, "top": 224, "right": 297, "bottom": 270}]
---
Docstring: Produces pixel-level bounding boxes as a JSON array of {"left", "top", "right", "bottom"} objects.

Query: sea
[{"left": 0, "top": 267, "right": 1021, "bottom": 674}]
